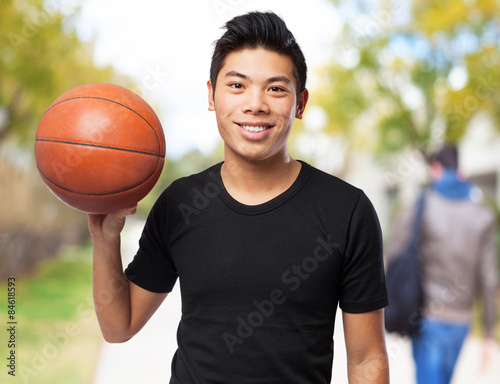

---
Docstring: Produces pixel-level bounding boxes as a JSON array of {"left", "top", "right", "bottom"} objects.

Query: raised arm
[
  {"left": 343, "top": 309, "right": 390, "bottom": 384},
  {"left": 478, "top": 211, "right": 499, "bottom": 369},
  {"left": 88, "top": 207, "right": 168, "bottom": 343}
]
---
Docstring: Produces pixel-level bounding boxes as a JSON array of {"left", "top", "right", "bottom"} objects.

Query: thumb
[
  {"left": 108, "top": 205, "right": 138, "bottom": 231},
  {"left": 120, "top": 205, "right": 138, "bottom": 216}
]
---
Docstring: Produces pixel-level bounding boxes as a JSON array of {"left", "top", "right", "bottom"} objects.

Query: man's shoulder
[
  {"left": 152, "top": 163, "right": 223, "bottom": 209},
  {"left": 296, "top": 162, "right": 378, "bottom": 222},
  {"left": 168, "top": 162, "right": 223, "bottom": 191},
  {"left": 467, "top": 196, "right": 497, "bottom": 224},
  {"left": 305, "top": 162, "right": 364, "bottom": 199},
  {"left": 428, "top": 189, "right": 496, "bottom": 224}
]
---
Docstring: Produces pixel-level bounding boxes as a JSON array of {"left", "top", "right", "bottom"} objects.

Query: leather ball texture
[{"left": 35, "top": 83, "right": 166, "bottom": 214}]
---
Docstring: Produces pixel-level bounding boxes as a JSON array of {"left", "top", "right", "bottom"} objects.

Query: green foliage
[
  {"left": 0, "top": 0, "right": 127, "bottom": 277},
  {"left": 20, "top": 266, "right": 88, "bottom": 320},
  {"left": 7, "top": 244, "right": 93, "bottom": 321},
  {"left": 0, "top": 244, "right": 101, "bottom": 383},
  {"left": 316, "top": 0, "right": 500, "bottom": 160},
  {"left": 0, "top": 0, "right": 117, "bottom": 144}
]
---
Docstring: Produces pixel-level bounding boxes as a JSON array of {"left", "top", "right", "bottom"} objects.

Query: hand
[
  {"left": 480, "top": 338, "right": 496, "bottom": 372},
  {"left": 87, "top": 205, "right": 137, "bottom": 241}
]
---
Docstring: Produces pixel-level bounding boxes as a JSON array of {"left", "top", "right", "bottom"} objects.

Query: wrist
[{"left": 91, "top": 232, "right": 121, "bottom": 250}]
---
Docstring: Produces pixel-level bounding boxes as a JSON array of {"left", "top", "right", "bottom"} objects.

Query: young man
[{"left": 88, "top": 12, "right": 390, "bottom": 383}]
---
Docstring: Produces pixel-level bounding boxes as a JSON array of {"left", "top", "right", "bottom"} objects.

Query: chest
[{"left": 168, "top": 203, "right": 344, "bottom": 314}]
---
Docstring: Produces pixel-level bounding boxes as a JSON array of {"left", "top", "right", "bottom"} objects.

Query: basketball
[{"left": 34, "top": 83, "right": 166, "bottom": 214}]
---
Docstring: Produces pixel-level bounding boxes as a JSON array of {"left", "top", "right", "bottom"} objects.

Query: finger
[
  {"left": 124, "top": 204, "right": 138, "bottom": 215},
  {"left": 87, "top": 213, "right": 104, "bottom": 227},
  {"left": 117, "top": 204, "right": 138, "bottom": 217}
]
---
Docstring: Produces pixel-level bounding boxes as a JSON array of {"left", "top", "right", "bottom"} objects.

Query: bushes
[{"left": 0, "top": 150, "right": 89, "bottom": 279}]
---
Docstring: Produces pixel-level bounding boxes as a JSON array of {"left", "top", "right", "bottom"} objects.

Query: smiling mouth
[{"left": 237, "top": 123, "right": 274, "bottom": 133}]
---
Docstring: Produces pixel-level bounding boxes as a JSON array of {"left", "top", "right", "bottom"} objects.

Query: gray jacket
[{"left": 386, "top": 190, "right": 498, "bottom": 337}]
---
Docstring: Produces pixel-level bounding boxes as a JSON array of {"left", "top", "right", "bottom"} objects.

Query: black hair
[
  {"left": 432, "top": 144, "right": 459, "bottom": 169},
  {"left": 209, "top": 11, "right": 307, "bottom": 99}
]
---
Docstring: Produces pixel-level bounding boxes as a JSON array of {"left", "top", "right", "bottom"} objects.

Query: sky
[{"left": 74, "top": 0, "right": 342, "bottom": 159}]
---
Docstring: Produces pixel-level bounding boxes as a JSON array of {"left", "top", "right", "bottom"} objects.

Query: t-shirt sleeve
[
  {"left": 125, "top": 190, "right": 178, "bottom": 293},
  {"left": 339, "top": 191, "right": 388, "bottom": 313}
]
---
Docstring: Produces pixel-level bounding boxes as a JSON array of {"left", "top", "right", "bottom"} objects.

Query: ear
[
  {"left": 207, "top": 80, "right": 215, "bottom": 111},
  {"left": 430, "top": 162, "right": 444, "bottom": 181},
  {"left": 295, "top": 89, "right": 309, "bottom": 119}
]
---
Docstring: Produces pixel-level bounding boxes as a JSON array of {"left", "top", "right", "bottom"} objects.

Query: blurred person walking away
[{"left": 386, "top": 144, "right": 499, "bottom": 384}]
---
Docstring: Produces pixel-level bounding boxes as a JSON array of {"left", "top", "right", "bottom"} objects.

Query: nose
[{"left": 242, "top": 88, "right": 270, "bottom": 114}]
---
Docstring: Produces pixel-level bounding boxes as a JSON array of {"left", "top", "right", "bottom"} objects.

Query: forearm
[
  {"left": 347, "top": 351, "right": 390, "bottom": 384},
  {"left": 483, "top": 285, "right": 498, "bottom": 338},
  {"left": 92, "top": 234, "right": 133, "bottom": 342},
  {"left": 343, "top": 310, "right": 390, "bottom": 384},
  {"left": 480, "top": 218, "right": 499, "bottom": 338}
]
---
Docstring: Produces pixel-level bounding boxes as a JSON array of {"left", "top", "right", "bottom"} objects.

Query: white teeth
[{"left": 241, "top": 125, "right": 269, "bottom": 132}]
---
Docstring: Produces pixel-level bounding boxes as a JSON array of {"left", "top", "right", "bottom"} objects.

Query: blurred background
[{"left": 0, "top": 0, "right": 499, "bottom": 383}]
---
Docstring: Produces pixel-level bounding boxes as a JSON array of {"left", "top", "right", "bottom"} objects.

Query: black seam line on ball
[
  {"left": 43, "top": 96, "right": 162, "bottom": 150},
  {"left": 35, "top": 138, "right": 165, "bottom": 158},
  {"left": 36, "top": 155, "right": 162, "bottom": 196}
]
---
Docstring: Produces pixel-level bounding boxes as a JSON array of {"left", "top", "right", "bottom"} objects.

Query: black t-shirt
[{"left": 125, "top": 161, "right": 388, "bottom": 383}]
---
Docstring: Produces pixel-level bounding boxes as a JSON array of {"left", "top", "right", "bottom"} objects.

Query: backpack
[{"left": 384, "top": 192, "right": 426, "bottom": 336}]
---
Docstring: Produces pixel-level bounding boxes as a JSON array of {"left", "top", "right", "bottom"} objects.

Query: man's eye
[
  {"left": 230, "top": 83, "right": 244, "bottom": 89},
  {"left": 269, "top": 86, "right": 285, "bottom": 92}
]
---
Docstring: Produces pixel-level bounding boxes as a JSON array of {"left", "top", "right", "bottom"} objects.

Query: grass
[{"left": 0, "top": 243, "right": 102, "bottom": 384}]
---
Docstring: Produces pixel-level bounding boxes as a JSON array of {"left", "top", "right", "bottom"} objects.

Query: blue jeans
[{"left": 411, "top": 318, "right": 469, "bottom": 384}]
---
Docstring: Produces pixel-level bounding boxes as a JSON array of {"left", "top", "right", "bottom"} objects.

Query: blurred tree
[
  {"left": 138, "top": 148, "right": 224, "bottom": 215},
  {"left": 0, "top": 0, "right": 128, "bottom": 276},
  {"left": 313, "top": 0, "right": 500, "bottom": 162},
  {"left": 0, "top": 0, "right": 118, "bottom": 145}
]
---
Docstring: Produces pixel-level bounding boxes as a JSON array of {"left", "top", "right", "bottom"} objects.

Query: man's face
[{"left": 208, "top": 48, "right": 308, "bottom": 163}]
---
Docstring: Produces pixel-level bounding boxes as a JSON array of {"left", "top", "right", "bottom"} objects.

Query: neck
[
  {"left": 432, "top": 168, "right": 471, "bottom": 200},
  {"left": 221, "top": 152, "right": 301, "bottom": 205}
]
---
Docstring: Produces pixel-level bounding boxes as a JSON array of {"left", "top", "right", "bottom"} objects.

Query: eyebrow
[{"left": 224, "top": 71, "right": 293, "bottom": 86}]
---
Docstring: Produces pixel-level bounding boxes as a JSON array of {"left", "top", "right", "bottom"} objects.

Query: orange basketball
[{"left": 34, "top": 83, "right": 166, "bottom": 214}]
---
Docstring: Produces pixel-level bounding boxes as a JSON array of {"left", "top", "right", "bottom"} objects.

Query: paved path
[
  {"left": 93, "top": 219, "right": 500, "bottom": 383},
  {"left": 92, "top": 218, "right": 181, "bottom": 384}
]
